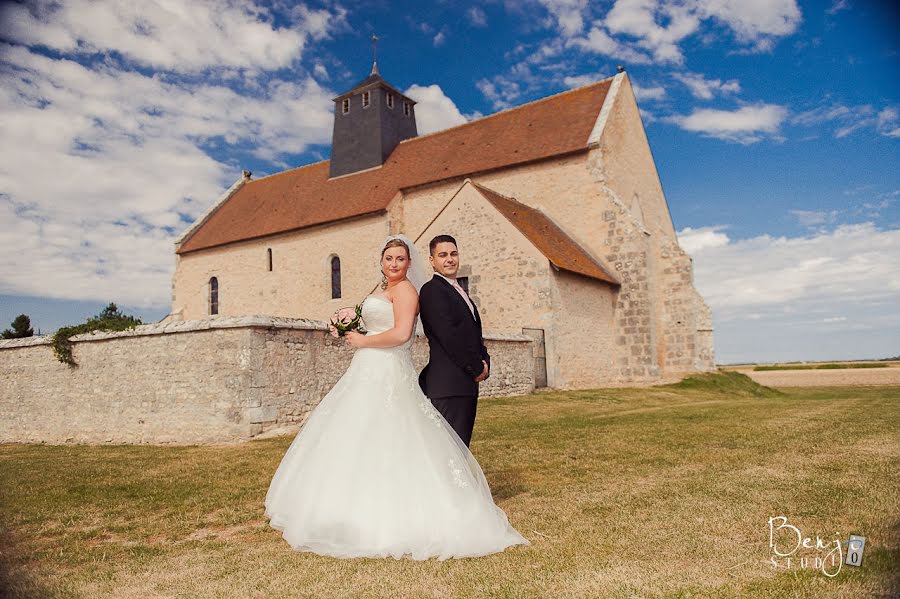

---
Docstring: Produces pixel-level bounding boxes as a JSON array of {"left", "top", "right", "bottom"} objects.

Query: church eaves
[{"left": 176, "top": 75, "right": 616, "bottom": 255}]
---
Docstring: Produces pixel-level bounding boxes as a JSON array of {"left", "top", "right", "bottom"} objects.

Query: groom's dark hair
[{"left": 429, "top": 234, "right": 457, "bottom": 255}]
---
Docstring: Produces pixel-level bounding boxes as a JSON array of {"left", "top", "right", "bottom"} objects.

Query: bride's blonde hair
[{"left": 381, "top": 238, "right": 410, "bottom": 289}]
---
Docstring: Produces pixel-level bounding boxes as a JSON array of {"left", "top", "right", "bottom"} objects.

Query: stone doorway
[{"left": 522, "top": 327, "right": 547, "bottom": 388}]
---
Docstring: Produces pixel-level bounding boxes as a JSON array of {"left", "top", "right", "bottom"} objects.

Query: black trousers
[{"left": 430, "top": 395, "right": 478, "bottom": 447}]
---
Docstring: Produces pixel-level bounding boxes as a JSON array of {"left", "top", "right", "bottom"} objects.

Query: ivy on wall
[{"left": 52, "top": 303, "right": 143, "bottom": 366}]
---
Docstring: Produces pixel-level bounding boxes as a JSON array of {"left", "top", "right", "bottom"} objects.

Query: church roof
[
  {"left": 470, "top": 182, "right": 620, "bottom": 285},
  {"left": 332, "top": 70, "right": 414, "bottom": 102},
  {"left": 177, "top": 76, "right": 615, "bottom": 255}
]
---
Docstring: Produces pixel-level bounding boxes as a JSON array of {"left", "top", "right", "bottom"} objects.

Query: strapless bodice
[{"left": 361, "top": 295, "right": 413, "bottom": 350}]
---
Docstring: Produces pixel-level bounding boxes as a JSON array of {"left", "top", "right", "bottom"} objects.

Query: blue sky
[{"left": 0, "top": 0, "right": 898, "bottom": 363}]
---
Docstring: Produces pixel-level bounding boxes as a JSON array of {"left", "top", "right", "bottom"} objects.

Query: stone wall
[{"left": 0, "top": 317, "right": 534, "bottom": 445}]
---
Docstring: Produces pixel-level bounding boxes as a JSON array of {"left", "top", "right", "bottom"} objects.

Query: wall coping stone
[{"left": 0, "top": 316, "right": 532, "bottom": 349}]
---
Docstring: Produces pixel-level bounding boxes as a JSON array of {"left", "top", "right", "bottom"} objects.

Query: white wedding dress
[{"left": 264, "top": 294, "right": 529, "bottom": 560}]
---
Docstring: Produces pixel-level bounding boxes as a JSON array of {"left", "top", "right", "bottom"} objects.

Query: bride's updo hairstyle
[
  {"left": 382, "top": 238, "right": 410, "bottom": 259},
  {"left": 380, "top": 238, "right": 410, "bottom": 289}
]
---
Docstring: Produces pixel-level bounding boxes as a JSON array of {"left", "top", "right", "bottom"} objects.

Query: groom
[{"left": 418, "top": 235, "right": 490, "bottom": 447}]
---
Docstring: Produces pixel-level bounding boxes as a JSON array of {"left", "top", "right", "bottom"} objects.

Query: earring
[{"left": 381, "top": 271, "right": 388, "bottom": 290}]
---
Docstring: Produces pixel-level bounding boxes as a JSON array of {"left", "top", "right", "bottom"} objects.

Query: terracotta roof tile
[
  {"left": 471, "top": 182, "right": 620, "bottom": 286},
  {"left": 177, "top": 77, "right": 613, "bottom": 254}
]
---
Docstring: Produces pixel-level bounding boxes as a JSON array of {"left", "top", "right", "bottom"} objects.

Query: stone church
[{"left": 169, "top": 64, "right": 715, "bottom": 389}]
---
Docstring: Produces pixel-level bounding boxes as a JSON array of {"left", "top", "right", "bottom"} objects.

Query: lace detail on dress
[
  {"left": 448, "top": 458, "right": 470, "bottom": 489},
  {"left": 417, "top": 396, "right": 445, "bottom": 428}
]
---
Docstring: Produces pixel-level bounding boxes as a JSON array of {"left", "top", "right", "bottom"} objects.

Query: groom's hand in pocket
[{"left": 474, "top": 360, "right": 489, "bottom": 382}]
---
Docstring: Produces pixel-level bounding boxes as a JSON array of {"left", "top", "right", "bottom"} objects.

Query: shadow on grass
[
  {"left": 0, "top": 529, "right": 69, "bottom": 599},
  {"left": 484, "top": 467, "right": 527, "bottom": 501}
]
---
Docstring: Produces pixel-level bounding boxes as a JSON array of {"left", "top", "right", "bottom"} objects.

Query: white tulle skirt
[{"left": 263, "top": 343, "right": 530, "bottom": 560}]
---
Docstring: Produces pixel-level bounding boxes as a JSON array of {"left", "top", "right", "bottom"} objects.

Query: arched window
[
  {"left": 209, "top": 277, "right": 219, "bottom": 315},
  {"left": 267, "top": 248, "right": 273, "bottom": 272},
  {"left": 331, "top": 256, "right": 341, "bottom": 299}
]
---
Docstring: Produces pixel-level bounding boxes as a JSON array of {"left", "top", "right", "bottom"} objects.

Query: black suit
[{"left": 418, "top": 275, "right": 490, "bottom": 447}]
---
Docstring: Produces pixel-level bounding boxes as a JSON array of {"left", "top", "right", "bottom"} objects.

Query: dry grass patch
[{"left": 1, "top": 373, "right": 898, "bottom": 598}]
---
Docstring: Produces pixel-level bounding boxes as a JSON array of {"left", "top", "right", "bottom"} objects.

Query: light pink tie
[{"left": 451, "top": 279, "right": 476, "bottom": 319}]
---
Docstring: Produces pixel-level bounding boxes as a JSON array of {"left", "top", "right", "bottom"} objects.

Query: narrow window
[
  {"left": 457, "top": 276, "right": 469, "bottom": 293},
  {"left": 342, "top": 98, "right": 349, "bottom": 114},
  {"left": 362, "top": 91, "right": 370, "bottom": 108},
  {"left": 331, "top": 256, "right": 341, "bottom": 299},
  {"left": 386, "top": 93, "right": 394, "bottom": 109},
  {"left": 267, "top": 248, "right": 273, "bottom": 272},
  {"left": 403, "top": 101, "right": 411, "bottom": 116},
  {"left": 209, "top": 277, "right": 219, "bottom": 315}
]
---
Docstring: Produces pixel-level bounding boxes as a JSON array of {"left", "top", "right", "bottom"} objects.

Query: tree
[{"left": 2, "top": 314, "right": 34, "bottom": 339}]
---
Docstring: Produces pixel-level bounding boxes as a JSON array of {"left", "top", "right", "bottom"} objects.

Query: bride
[{"left": 264, "top": 234, "right": 529, "bottom": 560}]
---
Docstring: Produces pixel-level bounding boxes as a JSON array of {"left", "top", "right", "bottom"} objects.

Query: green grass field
[{"left": 1, "top": 373, "right": 898, "bottom": 598}]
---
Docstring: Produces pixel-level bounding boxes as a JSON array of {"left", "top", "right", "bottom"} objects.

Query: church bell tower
[{"left": 329, "top": 36, "right": 418, "bottom": 178}]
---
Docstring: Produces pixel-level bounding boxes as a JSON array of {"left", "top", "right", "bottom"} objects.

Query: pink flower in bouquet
[
  {"left": 329, "top": 304, "right": 364, "bottom": 337},
  {"left": 327, "top": 323, "right": 339, "bottom": 338}
]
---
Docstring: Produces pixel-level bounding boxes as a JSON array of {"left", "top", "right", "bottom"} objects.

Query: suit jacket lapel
[{"left": 434, "top": 275, "right": 477, "bottom": 320}]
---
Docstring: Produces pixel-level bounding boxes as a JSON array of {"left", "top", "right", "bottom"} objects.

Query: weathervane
[{"left": 371, "top": 33, "right": 379, "bottom": 75}]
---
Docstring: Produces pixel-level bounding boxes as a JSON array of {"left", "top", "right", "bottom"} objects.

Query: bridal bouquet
[{"left": 329, "top": 304, "right": 365, "bottom": 338}]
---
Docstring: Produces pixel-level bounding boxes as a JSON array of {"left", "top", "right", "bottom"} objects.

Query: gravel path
[{"left": 735, "top": 366, "right": 900, "bottom": 387}]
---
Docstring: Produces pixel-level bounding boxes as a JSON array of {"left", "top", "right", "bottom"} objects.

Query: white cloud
[
  {"left": 404, "top": 84, "right": 472, "bottom": 135},
  {"left": 790, "top": 209, "right": 838, "bottom": 228},
  {"left": 0, "top": 0, "right": 346, "bottom": 73},
  {"left": 679, "top": 221, "right": 900, "bottom": 361},
  {"left": 0, "top": 33, "right": 337, "bottom": 308},
  {"left": 676, "top": 225, "right": 730, "bottom": 254},
  {"left": 476, "top": 76, "right": 522, "bottom": 111},
  {"left": 631, "top": 82, "right": 666, "bottom": 102},
  {"left": 604, "top": 0, "right": 700, "bottom": 64},
  {"left": 876, "top": 108, "right": 900, "bottom": 138},
  {"left": 791, "top": 102, "right": 900, "bottom": 139},
  {"left": 569, "top": 0, "right": 801, "bottom": 66},
  {"left": 570, "top": 25, "right": 653, "bottom": 63},
  {"left": 680, "top": 221, "right": 900, "bottom": 314},
  {"left": 433, "top": 31, "right": 446, "bottom": 47},
  {"left": 466, "top": 6, "right": 488, "bottom": 27},
  {"left": 538, "top": 0, "right": 589, "bottom": 37},
  {"left": 827, "top": 0, "right": 850, "bottom": 16},
  {"left": 668, "top": 103, "right": 788, "bottom": 143},
  {"left": 673, "top": 71, "right": 740, "bottom": 100},
  {"left": 695, "top": 0, "right": 802, "bottom": 51}
]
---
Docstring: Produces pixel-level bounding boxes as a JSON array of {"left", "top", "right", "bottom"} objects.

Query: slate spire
[{"left": 329, "top": 46, "right": 418, "bottom": 178}]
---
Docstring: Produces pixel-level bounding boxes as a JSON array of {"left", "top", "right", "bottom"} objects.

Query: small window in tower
[
  {"left": 267, "top": 248, "right": 273, "bottom": 272},
  {"left": 342, "top": 98, "right": 349, "bottom": 114},
  {"left": 386, "top": 93, "right": 394, "bottom": 109},
  {"left": 362, "top": 91, "right": 370, "bottom": 108},
  {"left": 331, "top": 255, "right": 341, "bottom": 299},
  {"left": 403, "top": 101, "right": 411, "bottom": 116},
  {"left": 209, "top": 276, "right": 219, "bottom": 315}
]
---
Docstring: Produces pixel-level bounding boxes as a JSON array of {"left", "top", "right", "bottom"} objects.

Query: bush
[{"left": 51, "top": 303, "right": 142, "bottom": 366}]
